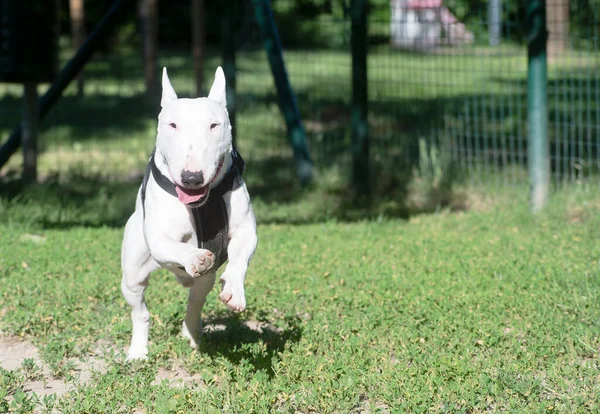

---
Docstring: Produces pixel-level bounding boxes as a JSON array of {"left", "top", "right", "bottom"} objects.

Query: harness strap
[{"left": 140, "top": 149, "right": 246, "bottom": 270}]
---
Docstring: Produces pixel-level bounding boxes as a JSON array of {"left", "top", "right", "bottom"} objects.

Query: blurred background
[{"left": 0, "top": 0, "right": 597, "bottom": 226}]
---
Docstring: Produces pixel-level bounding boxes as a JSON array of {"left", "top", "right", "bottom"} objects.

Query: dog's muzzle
[{"left": 175, "top": 159, "right": 225, "bottom": 207}]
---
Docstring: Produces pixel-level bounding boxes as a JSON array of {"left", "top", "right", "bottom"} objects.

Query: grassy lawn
[
  {"left": 1, "top": 186, "right": 600, "bottom": 412},
  {"left": 1, "top": 42, "right": 600, "bottom": 412}
]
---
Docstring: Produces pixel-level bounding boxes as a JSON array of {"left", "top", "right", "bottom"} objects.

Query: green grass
[
  {"left": 1, "top": 43, "right": 600, "bottom": 412},
  {"left": 1, "top": 188, "right": 600, "bottom": 412}
]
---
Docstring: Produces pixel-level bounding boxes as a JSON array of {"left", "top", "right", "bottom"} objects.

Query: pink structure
[{"left": 390, "top": 0, "right": 474, "bottom": 49}]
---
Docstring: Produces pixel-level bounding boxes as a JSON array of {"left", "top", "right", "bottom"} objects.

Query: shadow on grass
[
  {"left": 11, "top": 51, "right": 597, "bottom": 227},
  {"left": 0, "top": 170, "right": 140, "bottom": 229},
  {"left": 0, "top": 137, "right": 470, "bottom": 229},
  {"left": 199, "top": 314, "right": 303, "bottom": 378}
]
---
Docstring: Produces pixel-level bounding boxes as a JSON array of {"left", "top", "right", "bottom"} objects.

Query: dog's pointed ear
[
  {"left": 208, "top": 66, "right": 227, "bottom": 108},
  {"left": 161, "top": 67, "right": 178, "bottom": 108}
]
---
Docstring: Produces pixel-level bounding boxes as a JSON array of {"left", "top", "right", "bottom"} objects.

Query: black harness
[{"left": 141, "top": 149, "right": 245, "bottom": 270}]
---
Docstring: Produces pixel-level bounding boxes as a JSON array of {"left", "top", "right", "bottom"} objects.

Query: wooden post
[
  {"left": 69, "top": 0, "right": 86, "bottom": 96},
  {"left": 22, "top": 82, "right": 38, "bottom": 183},
  {"left": 139, "top": 0, "right": 159, "bottom": 97},
  {"left": 546, "top": 0, "right": 568, "bottom": 57},
  {"left": 191, "top": 0, "right": 205, "bottom": 97}
]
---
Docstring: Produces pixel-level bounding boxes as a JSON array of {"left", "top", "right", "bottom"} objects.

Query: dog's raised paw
[
  {"left": 186, "top": 250, "right": 215, "bottom": 278},
  {"left": 219, "top": 279, "right": 246, "bottom": 312}
]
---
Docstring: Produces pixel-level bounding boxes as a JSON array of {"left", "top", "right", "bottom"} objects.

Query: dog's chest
[{"left": 190, "top": 196, "right": 230, "bottom": 270}]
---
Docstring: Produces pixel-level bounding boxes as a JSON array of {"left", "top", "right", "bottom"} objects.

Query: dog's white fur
[{"left": 121, "top": 67, "right": 257, "bottom": 360}]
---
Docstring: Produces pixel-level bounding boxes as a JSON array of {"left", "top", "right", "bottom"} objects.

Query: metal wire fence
[
  {"left": 0, "top": 0, "right": 598, "bottom": 190},
  {"left": 237, "top": 0, "right": 600, "bottom": 187}
]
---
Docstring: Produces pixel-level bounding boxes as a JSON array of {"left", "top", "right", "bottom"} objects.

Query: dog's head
[{"left": 155, "top": 67, "right": 233, "bottom": 206}]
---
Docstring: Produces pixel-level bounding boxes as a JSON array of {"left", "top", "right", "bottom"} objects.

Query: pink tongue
[{"left": 175, "top": 186, "right": 206, "bottom": 204}]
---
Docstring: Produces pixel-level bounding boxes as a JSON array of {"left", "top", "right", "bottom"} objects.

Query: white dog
[{"left": 121, "top": 67, "right": 258, "bottom": 360}]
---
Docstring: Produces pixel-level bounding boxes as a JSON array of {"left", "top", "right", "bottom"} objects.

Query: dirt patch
[
  {"left": 0, "top": 319, "right": 281, "bottom": 400},
  {"left": 151, "top": 365, "right": 204, "bottom": 388},
  {"left": 0, "top": 335, "right": 108, "bottom": 398},
  {"left": 0, "top": 336, "right": 41, "bottom": 371}
]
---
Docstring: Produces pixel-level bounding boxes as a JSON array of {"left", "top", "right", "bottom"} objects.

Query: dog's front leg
[
  {"left": 219, "top": 186, "right": 258, "bottom": 312},
  {"left": 144, "top": 219, "right": 216, "bottom": 278},
  {"left": 150, "top": 238, "right": 215, "bottom": 277}
]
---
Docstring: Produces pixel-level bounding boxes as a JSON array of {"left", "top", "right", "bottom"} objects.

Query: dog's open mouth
[
  {"left": 175, "top": 159, "right": 225, "bottom": 206},
  {"left": 175, "top": 185, "right": 209, "bottom": 205}
]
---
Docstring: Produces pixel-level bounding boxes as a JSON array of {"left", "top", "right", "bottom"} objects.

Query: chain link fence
[{"left": 0, "top": 0, "right": 598, "bottom": 190}]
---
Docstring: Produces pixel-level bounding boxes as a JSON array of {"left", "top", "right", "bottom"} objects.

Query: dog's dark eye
[
  {"left": 210, "top": 123, "right": 219, "bottom": 130},
  {"left": 169, "top": 122, "right": 177, "bottom": 129}
]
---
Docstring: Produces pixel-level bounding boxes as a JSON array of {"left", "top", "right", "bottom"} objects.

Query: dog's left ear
[{"left": 208, "top": 66, "right": 227, "bottom": 109}]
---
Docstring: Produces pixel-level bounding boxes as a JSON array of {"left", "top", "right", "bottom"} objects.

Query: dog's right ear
[{"left": 161, "top": 67, "right": 178, "bottom": 108}]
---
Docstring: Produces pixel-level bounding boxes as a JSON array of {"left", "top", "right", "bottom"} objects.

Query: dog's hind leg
[
  {"left": 122, "top": 263, "right": 156, "bottom": 360},
  {"left": 181, "top": 272, "right": 216, "bottom": 349},
  {"left": 121, "top": 212, "right": 159, "bottom": 360}
]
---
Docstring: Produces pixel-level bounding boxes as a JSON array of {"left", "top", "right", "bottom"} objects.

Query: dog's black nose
[{"left": 180, "top": 170, "right": 204, "bottom": 187}]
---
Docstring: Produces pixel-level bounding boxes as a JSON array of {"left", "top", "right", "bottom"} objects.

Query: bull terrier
[{"left": 121, "top": 67, "right": 258, "bottom": 360}]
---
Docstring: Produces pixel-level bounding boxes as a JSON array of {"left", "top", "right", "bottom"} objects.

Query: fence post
[
  {"left": 488, "top": 0, "right": 501, "bottom": 46},
  {"left": 22, "top": 82, "right": 38, "bottom": 183},
  {"left": 251, "top": 0, "right": 313, "bottom": 185},
  {"left": 526, "top": 0, "right": 549, "bottom": 213},
  {"left": 221, "top": 0, "right": 237, "bottom": 146},
  {"left": 351, "top": 0, "right": 369, "bottom": 198}
]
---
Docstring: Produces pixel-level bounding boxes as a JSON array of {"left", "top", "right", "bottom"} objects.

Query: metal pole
[
  {"left": 251, "top": 0, "right": 313, "bottom": 185},
  {"left": 0, "top": 0, "right": 133, "bottom": 169},
  {"left": 222, "top": 0, "right": 237, "bottom": 146},
  {"left": 488, "top": 0, "right": 501, "bottom": 46},
  {"left": 22, "top": 82, "right": 38, "bottom": 183},
  {"left": 526, "top": 0, "right": 549, "bottom": 213},
  {"left": 351, "top": 0, "right": 369, "bottom": 198}
]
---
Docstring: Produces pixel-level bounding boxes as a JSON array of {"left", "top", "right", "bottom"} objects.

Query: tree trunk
[
  {"left": 69, "top": 0, "right": 86, "bottom": 97},
  {"left": 139, "top": 0, "right": 159, "bottom": 97},
  {"left": 191, "top": 0, "right": 205, "bottom": 97},
  {"left": 546, "top": 0, "right": 569, "bottom": 56}
]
